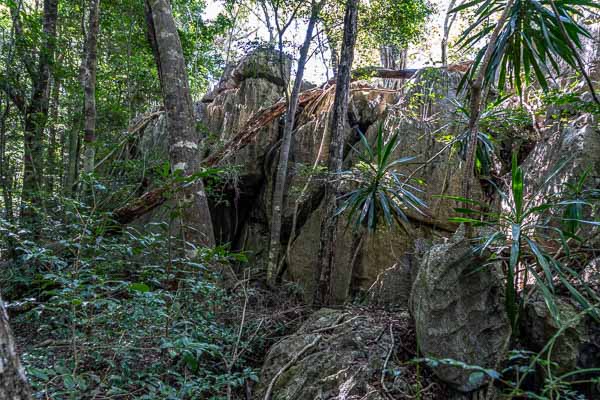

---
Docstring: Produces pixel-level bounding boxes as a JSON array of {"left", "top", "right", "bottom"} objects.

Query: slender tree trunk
[
  {"left": 462, "top": 0, "right": 514, "bottom": 205},
  {"left": 267, "top": 0, "right": 322, "bottom": 285},
  {"left": 315, "top": 0, "right": 359, "bottom": 305},
  {"left": 45, "top": 76, "right": 60, "bottom": 194},
  {"left": 324, "top": 23, "right": 339, "bottom": 77},
  {"left": 0, "top": 295, "right": 33, "bottom": 400},
  {"left": 81, "top": 0, "right": 101, "bottom": 175},
  {"left": 259, "top": 0, "right": 275, "bottom": 43},
  {"left": 1, "top": 99, "right": 13, "bottom": 221},
  {"left": 145, "top": 0, "right": 215, "bottom": 248},
  {"left": 590, "top": 22, "right": 600, "bottom": 82},
  {"left": 0, "top": 97, "right": 18, "bottom": 259},
  {"left": 21, "top": 0, "right": 59, "bottom": 221},
  {"left": 379, "top": 45, "right": 406, "bottom": 70},
  {"left": 441, "top": 0, "right": 458, "bottom": 67},
  {"left": 64, "top": 124, "right": 80, "bottom": 196},
  {"left": 329, "top": 39, "right": 339, "bottom": 77}
]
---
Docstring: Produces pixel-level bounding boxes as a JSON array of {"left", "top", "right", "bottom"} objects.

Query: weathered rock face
[
  {"left": 410, "top": 229, "right": 511, "bottom": 392},
  {"left": 582, "top": 257, "right": 600, "bottom": 296},
  {"left": 520, "top": 290, "right": 600, "bottom": 399},
  {"left": 286, "top": 201, "right": 434, "bottom": 303},
  {"left": 279, "top": 70, "right": 472, "bottom": 303},
  {"left": 255, "top": 307, "right": 445, "bottom": 400},
  {"left": 523, "top": 113, "right": 599, "bottom": 187},
  {"left": 366, "top": 255, "right": 416, "bottom": 310},
  {"left": 520, "top": 114, "right": 600, "bottom": 245}
]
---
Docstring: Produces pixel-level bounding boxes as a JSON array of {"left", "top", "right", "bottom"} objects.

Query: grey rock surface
[
  {"left": 410, "top": 230, "right": 511, "bottom": 392},
  {"left": 255, "top": 307, "right": 444, "bottom": 399}
]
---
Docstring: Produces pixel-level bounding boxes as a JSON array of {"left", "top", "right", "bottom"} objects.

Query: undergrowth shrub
[{"left": 1, "top": 197, "right": 292, "bottom": 399}]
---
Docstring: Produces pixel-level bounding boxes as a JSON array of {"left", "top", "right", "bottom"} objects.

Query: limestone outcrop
[
  {"left": 139, "top": 49, "right": 483, "bottom": 303},
  {"left": 215, "top": 60, "right": 472, "bottom": 303},
  {"left": 140, "top": 48, "right": 599, "bottom": 309}
]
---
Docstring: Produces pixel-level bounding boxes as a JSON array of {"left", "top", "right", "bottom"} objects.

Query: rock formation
[
  {"left": 410, "top": 228, "right": 511, "bottom": 392},
  {"left": 133, "top": 48, "right": 600, "bottom": 397},
  {"left": 255, "top": 307, "right": 444, "bottom": 399}
]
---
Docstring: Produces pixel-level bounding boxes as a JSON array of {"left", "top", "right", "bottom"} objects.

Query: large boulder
[
  {"left": 255, "top": 307, "right": 446, "bottom": 399},
  {"left": 410, "top": 228, "right": 511, "bottom": 392},
  {"left": 282, "top": 69, "right": 472, "bottom": 303},
  {"left": 521, "top": 293, "right": 588, "bottom": 375}
]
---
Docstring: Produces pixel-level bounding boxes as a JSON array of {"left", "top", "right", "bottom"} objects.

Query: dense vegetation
[{"left": 0, "top": 0, "right": 599, "bottom": 398}]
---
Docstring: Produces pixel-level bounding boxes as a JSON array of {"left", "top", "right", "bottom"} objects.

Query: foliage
[
  {"left": 448, "top": 153, "right": 599, "bottom": 330},
  {"left": 1, "top": 198, "right": 269, "bottom": 399},
  {"left": 0, "top": 0, "right": 228, "bottom": 218},
  {"left": 359, "top": 0, "right": 434, "bottom": 49},
  {"left": 319, "top": 0, "right": 433, "bottom": 68},
  {"left": 542, "top": 88, "right": 600, "bottom": 120},
  {"left": 337, "top": 125, "right": 427, "bottom": 232},
  {"left": 453, "top": 0, "right": 599, "bottom": 95},
  {"left": 561, "top": 168, "right": 600, "bottom": 237}
]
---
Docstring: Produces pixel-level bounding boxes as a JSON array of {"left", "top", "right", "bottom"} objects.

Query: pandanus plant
[
  {"left": 449, "top": 153, "right": 599, "bottom": 331},
  {"left": 453, "top": 0, "right": 600, "bottom": 102},
  {"left": 336, "top": 125, "right": 427, "bottom": 232}
]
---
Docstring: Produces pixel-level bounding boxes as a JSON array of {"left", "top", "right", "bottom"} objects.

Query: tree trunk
[
  {"left": 64, "top": 124, "right": 80, "bottom": 196},
  {"left": 45, "top": 76, "right": 60, "bottom": 194},
  {"left": 0, "top": 296, "right": 33, "bottom": 400},
  {"left": 21, "top": 0, "right": 59, "bottom": 221},
  {"left": 315, "top": 0, "right": 359, "bottom": 305},
  {"left": 441, "top": 0, "right": 458, "bottom": 67},
  {"left": 81, "top": 0, "right": 101, "bottom": 175},
  {"left": 590, "top": 22, "right": 600, "bottom": 83},
  {"left": 1, "top": 99, "right": 13, "bottom": 222},
  {"left": 329, "top": 40, "right": 339, "bottom": 77},
  {"left": 145, "top": 0, "right": 215, "bottom": 248},
  {"left": 462, "top": 0, "right": 514, "bottom": 205},
  {"left": 267, "top": 0, "right": 322, "bottom": 285},
  {"left": 1, "top": 100, "right": 17, "bottom": 257},
  {"left": 258, "top": 0, "right": 275, "bottom": 43}
]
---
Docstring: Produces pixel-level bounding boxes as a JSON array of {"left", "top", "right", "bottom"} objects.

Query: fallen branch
[
  {"left": 95, "top": 110, "right": 164, "bottom": 170},
  {"left": 204, "top": 87, "right": 324, "bottom": 166},
  {"left": 310, "top": 315, "right": 360, "bottom": 334},
  {"left": 352, "top": 67, "right": 417, "bottom": 80},
  {"left": 112, "top": 184, "right": 172, "bottom": 225}
]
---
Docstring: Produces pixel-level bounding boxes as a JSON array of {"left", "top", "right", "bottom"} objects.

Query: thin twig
[
  {"left": 380, "top": 323, "right": 394, "bottom": 396},
  {"left": 310, "top": 315, "right": 360, "bottom": 334}
]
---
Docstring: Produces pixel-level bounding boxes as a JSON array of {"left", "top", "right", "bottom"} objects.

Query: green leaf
[
  {"left": 511, "top": 153, "right": 524, "bottom": 220},
  {"left": 28, "top": 367, "right": 50, "bottom": 381},
  {"left": 129, "top": 282, "right": 151, "bottom": 293}
]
